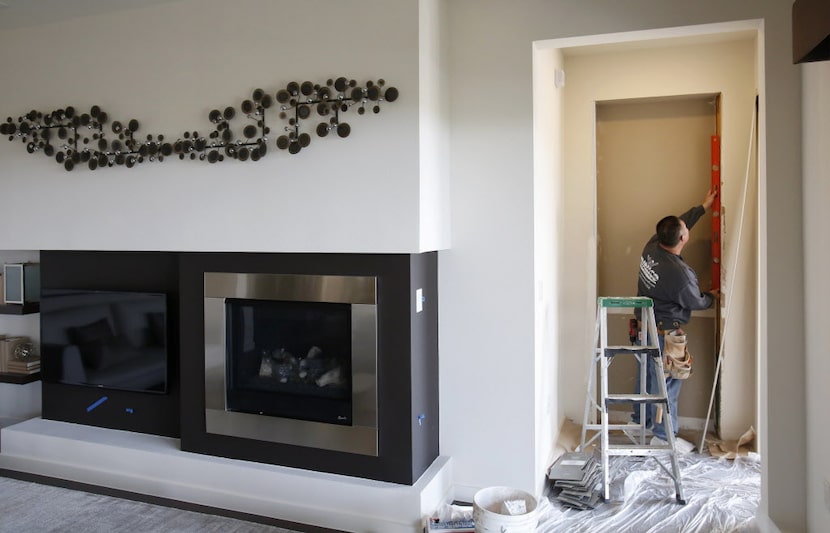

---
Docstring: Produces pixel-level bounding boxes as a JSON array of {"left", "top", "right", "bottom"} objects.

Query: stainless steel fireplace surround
[{"left": 203, "top": 272, "right": 378, "bottom": 456}]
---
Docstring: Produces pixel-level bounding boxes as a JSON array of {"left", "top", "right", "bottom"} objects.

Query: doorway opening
[{"left": 531, "top": 19, "right": 763, "bottom": 496}]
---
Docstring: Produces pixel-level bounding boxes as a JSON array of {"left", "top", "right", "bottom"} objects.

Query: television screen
[{"left": 40, "top": 289, "right": 168, "bottom": 394}]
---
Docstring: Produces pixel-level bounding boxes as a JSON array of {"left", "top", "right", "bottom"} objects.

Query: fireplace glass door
[
  {"left": 204, "top": 272, "right": 378, "bottom": 456},
  {"left": 224, "top": 298, "right": 353, "bottom": 425}
]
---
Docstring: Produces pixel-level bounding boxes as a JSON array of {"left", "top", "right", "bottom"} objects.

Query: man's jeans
[{"left": 631, "top": 334, "right": 682, "bottom": 440}]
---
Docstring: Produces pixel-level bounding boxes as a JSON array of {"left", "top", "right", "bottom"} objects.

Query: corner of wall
[{"left": 418, "top": 0, "right": 451, "bottom": 252}]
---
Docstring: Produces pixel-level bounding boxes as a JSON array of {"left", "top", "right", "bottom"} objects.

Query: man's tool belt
[{"left": 663, "top": 329, "right": 692, "bottom": 379}]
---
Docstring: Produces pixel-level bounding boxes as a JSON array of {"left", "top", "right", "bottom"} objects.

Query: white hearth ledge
[{"left": 0, "top": 418, "right": 453, "bottom": 533}]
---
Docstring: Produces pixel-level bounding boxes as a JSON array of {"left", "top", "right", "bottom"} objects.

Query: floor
[
  {"left": 0, "top": 417, "right": 448, "bottom": 532},
  {"left": 2, "top": 451, "right": 760, "bottom": 533},
  {"left": 1, "top": 417, "right": 761, "bottom": 532},
  {"left": 529, "top": 418, "right": 761, "bottom": 533},
  {"left": 536, "top": 452, "right": 761, "bottom": 532},
  {"left": 439, "top": 453, "right": 760, "bottom": 533},
  {"left": 0, "top": 474, "right": 324, "bottom": 533}
]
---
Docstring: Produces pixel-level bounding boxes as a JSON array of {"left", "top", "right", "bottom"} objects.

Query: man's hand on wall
[{"left": 702, "top": 188, "right": 718, "bottom": 211}]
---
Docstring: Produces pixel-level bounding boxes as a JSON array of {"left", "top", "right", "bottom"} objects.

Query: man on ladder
[{"left": 633, "top": 188, "right": 720, "bottom": 451}]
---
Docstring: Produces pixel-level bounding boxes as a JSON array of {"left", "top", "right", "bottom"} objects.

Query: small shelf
[
  {"left": 0, "top": 302, "right": 41, "bottom": 384},
  {"left": 0, "top": 302, "right": 39, "bottom": 315},
  {"left": 0, "top": 371, "right": 40, "bottom": 384}
]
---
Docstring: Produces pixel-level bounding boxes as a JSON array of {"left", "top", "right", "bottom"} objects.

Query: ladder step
[
  {"left": 598, "top": 297, "right": 653, "bottom": 308},
  {"left": 583, "top": 423, "right": 649, "bottom": 431},
  {"left": 606, "top": 394, "right": 667, "bottom": 404},
  {"left": 607, "top": 443, "right": 674, "bottom": 455},
  {"left": 601, "top": 346, "right": 660, "bottom": 356}
]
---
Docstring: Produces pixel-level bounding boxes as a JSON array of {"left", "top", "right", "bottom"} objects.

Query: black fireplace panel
[
  {"left": 37, "top": 250, "right": 439, "bottom": 485},
  {"left": 39, "top": 251, "right": 181, "bottom": 438}
]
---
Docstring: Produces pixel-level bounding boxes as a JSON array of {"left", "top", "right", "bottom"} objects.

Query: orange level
[{"left": 711, "top": 135, "right": 721, "bottom": 291}]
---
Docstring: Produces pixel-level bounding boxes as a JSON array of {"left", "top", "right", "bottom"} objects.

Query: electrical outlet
[{"left": 825, "top": 478, "right": 830, "bottom": 513}]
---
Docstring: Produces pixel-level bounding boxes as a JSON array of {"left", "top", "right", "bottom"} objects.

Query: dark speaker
[{"left": 3, "top": 263, "right": 40, "bottom": 304}]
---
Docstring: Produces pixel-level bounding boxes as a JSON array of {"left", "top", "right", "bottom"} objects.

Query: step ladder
[{"left": 577, "top": 296, "right": 686, "bottom": 504}]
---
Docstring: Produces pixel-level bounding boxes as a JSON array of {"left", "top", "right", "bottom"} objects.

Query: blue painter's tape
[{"left": 86, "top": 396, "right": 109, "bottom": 412}]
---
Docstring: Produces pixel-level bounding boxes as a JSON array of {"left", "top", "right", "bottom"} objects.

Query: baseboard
[
  {"left": 450, "top": 484, "right": 490, "bottom": 509},
  {"left": 0, "top": 418, "right": 453, "bottom": 533},
  {"left": 0, "top": 416, "right": 26, "bottom": 428},
  {"left": 0, "top": 468, "right": 341, "bottom": 532},
  {"left": 754, "top": 510, "right": 782, "bottom": 533}
]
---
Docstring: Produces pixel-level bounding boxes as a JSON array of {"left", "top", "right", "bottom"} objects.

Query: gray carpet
[{"left": 0, "top": 476, "right": 306, "bottom": 533}]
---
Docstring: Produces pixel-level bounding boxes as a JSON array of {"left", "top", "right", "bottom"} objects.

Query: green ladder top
[{"left": 597, "top": 296, "right": 653, "bottom": 308}]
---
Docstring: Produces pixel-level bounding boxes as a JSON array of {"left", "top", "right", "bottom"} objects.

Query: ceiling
[{"left": 0, "top": 0, "right": 183, "bottom": 31}]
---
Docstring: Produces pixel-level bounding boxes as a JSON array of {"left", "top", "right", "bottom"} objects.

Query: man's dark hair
[{"left": 656, "top": 215, "right": 683, "bottom": 247}]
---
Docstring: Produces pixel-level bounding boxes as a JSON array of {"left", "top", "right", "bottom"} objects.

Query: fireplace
[
  {"left": 180, "top": 252, "right": 439, "bottom": 485},
  {"left": 203, "top": 272, "right": 379, "bottom": 455},
  {"left": 38, "top": 251, "right": 438, "bottom": 485}
]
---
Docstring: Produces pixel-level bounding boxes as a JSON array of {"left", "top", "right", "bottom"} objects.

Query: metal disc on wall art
[{"left": 1, "top": 78, "right": 398, "bottom": 171}]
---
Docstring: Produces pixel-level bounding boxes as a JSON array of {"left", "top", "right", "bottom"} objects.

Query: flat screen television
[{"left": 40, "top": 288, "right": 168, "bottom": 394}]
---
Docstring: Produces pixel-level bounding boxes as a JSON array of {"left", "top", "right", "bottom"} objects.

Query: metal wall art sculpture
[{"left": 0, "top": 78, "right": 398, "bottom": 171}]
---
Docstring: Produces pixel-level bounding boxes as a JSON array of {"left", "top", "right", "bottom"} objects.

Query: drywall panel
[
  {"left": 597, "top": 97, "right": 716, "bottom": 295},
  {"left": 718, "top": 103, "right": 758, "bottom": 443}
]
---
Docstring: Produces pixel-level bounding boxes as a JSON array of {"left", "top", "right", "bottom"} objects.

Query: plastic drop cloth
[{"left": 536, "top": 453, "right": 761, "bottom": 533}]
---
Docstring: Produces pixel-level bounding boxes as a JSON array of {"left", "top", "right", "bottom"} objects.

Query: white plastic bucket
[{"left": 473, "top": 486, "right": 539, "bottom": 533}]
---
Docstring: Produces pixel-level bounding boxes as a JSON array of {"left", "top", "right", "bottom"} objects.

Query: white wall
[
  {"left": 803, "top": 60, "right": 830, "bottom": 533},
  {"left": 531, "top": 44, "right": 564, "bottom": 493},
  {"left": 442, "top": 4, "right": 539, "bottom": 499},
  {"left": 0, "top": 0, "right": 450, "bottom": 253},
  {"left": 419, "top": 0, "right": 451, "bottom": 251}
]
